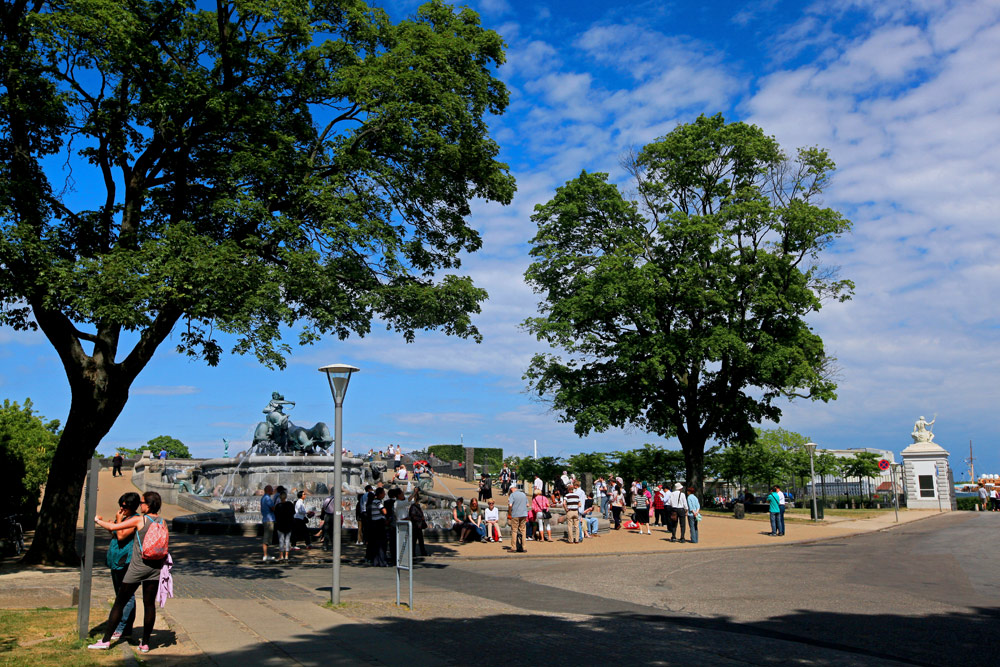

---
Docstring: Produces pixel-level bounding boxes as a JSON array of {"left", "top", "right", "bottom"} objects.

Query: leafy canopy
[
  {"left": 146, "top": 435, "right": 190, "bottom": 459},
  {"left": 0, "top": 0, "right": 515, "bottom": 371},
  {"left": 523, "top": 114, "right": 852, "bottom": 491},
  {"left": 0, "top": 399, "right": 61, "bottom": 517}
]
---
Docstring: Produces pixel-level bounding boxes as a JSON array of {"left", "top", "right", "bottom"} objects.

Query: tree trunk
[
  {"left": 22, "top": 385, "right": 128, "bottom": 565},
  {"left": 681, "top": 438, "right": 706, "bottom": 501}
]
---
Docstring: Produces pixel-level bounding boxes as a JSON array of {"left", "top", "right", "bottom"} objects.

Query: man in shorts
[{"left": 260, "top": 484, "right": 276, "bottom": 561}]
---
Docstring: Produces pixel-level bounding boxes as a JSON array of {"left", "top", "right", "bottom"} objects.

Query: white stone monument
[{"left": 900, "top": 416, "right": 956, "bottom": 511}]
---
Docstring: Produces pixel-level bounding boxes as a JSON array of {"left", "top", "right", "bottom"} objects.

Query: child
[
  {"left": 484, "top": 498, "right": 501, "bottom": 542},
  {"left": 274, "top": 491, "right": 295, "bottom": 562}
]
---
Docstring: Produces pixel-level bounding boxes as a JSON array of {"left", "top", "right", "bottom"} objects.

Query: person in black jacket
[{"left": 274, "top": 492, "right": 295, "bottom": 562}]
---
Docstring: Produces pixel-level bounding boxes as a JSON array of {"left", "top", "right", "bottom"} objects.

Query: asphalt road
[{"left": 316, "top": 511, "right": 998, "bottom": 665}]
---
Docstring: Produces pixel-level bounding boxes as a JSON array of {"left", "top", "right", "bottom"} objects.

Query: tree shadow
[{"left": 165, "top": 604, "right": 1000, "bottom": 666}]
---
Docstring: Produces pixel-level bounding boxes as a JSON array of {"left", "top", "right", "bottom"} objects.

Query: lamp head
[
  {"left": 319, "top": 363, "right": 360, "bottom": 404},
  {"left": 803, "top": 442, "right": 818, "bottom": 455}
]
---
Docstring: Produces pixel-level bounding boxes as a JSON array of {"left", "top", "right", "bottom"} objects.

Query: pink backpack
[{"left": 138, "top": 516, "right": 169, "bottom": 559}]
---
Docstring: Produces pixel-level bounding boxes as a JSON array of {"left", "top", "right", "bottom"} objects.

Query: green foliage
[
  {"left": 566, "top": 451, "right": 611, "bottom": 477},
  {"left": 1, "top": 0, "right": 514, "bottom": 366},
  {"left": 609, "top": 444, "right": 685, "bottom": 484},
  {"left": 523, "top": 114, "right": 852, "bottom": 494},
  {"left": 516, "top": 456, "right": 564, "bottom": 487},
  {"left": 713, "top": 428, "right": 811, "bottom": 489},
  {"left": 956, "top": 497, "right": 980, "bottom": 511},
  {"left": 0, "top": 399, "right": 60, "bottom": 518},
  {"left": 427, "top": 445, "right": 502, "bottom": 472},
  {"left": 146, "top": 435, "right": 190, "bottom": 459}
]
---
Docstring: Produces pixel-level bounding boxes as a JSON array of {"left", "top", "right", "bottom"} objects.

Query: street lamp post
[
  {"left": 804, "top": 442, "right": 819, "bottom": 522},
  {"left": 319, "top": 363, "right": 360, "bottom": 605},
  {"left": 890, "top": 462, "right": 901, "bottom": 523}
]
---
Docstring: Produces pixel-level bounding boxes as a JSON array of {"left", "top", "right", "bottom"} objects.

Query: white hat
[{"left": 673, "top": 482, "right": 683, "bottom": 491}]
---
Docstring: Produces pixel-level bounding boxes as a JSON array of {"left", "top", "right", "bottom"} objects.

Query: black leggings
[
  {"left": 102, "top": 579, "right": 158, "bottom": 645},
  {"left": 611, "top": 505, "right": 622, "bottom": 529}
]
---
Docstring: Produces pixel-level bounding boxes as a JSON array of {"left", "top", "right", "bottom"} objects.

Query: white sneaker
[{"left": 262, "top": 555, "right": 268, "bottom": 562}]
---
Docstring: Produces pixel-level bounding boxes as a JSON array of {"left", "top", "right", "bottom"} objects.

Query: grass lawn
[{"left": 0, "top": 607, "right": 124, "bottom": 667}]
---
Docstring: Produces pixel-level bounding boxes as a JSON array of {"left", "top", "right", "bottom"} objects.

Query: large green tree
[
  {"left": 1, "top": 0, "right": 513, "bottom": 563},
  {"left": 0, "top": 399, "right": 60, "bottom": 523},
  {"left": 146, "top": 435, "right": 190, "bottom": 459},
  {"left": 523, "top": 114, "right": 852, "bottom": 498}
]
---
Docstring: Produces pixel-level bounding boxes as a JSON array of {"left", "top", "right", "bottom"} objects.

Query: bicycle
[{"left": 4, "top": 514, "right": 25, "bottom": 557}]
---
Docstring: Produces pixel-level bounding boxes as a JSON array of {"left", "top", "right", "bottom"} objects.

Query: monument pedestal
[{"left": 901, "top": 440, "right": 956, "bottom": 511}]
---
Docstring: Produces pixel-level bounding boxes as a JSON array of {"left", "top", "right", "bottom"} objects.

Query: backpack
[
  {"left": 137, "top": 516, "right": 169, "bottom": 560},
  {"left": 105, "top": 533, "right": 133, "bottom": 570}
]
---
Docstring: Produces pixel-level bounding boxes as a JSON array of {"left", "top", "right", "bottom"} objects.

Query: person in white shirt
[
  {"left": 292, "top": 490, "right": 313, "bottom": 549},
  {"left": 393, "top": 464, "right": 412, "bottom": 494},
  {"left": 777, "top": 484, "right": 787, "bottom": 536},
  {"left": 533, "top": 475, "right": 543, "bottom": 494},
  {"left": 594, "top": 477, "right": 607, "bottom": 517},
  {"left": 484, "top": 498, "right": 501, "bottom": 542},
  {"left": 571, "top": 483, "right": 588, "bottom": 538},
  {"left": 667, "top": 483, "right": 687, "bottom": 542}
]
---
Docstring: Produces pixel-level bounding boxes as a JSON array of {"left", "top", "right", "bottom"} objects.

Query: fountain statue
[{"left": 252, "top": 391, "right": 334, "bottom": 454}]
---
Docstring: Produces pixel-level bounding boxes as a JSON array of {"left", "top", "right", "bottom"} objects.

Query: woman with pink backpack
[{"left": 89, "top": 491, "right": 168, "bottom": 654}]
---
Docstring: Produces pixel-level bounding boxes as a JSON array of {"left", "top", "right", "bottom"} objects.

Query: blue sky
[{"left": 2, "top": 0, "right": 998, "bottom": 478}]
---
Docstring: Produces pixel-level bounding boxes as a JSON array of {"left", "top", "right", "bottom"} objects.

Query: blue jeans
[
  {"left": 769, "top": 512, "right": 780, "bottom": 535},
  {"left": 778, "top": 506, "right": 786, "bottom": 535},
  {"left": 687, "top": 514, "right": 699, "bottom": 543},
  {"left": 599, "top": 496, "right": 610, "bottom": 516},
  {"left": 579, "top": 516, "right": 599, "bottom": 539}
]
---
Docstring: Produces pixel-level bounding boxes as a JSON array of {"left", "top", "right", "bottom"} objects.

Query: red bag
[
  {"left": 623, "top": 520, "right": 639, "bottom": 530},
  {"left": 138, "top": 516, "right": 169, "bottom": 559}
]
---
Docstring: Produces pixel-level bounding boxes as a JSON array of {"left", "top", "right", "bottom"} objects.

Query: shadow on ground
[{"left": 147, "top": 604, "right": 999, "bottom": 666}]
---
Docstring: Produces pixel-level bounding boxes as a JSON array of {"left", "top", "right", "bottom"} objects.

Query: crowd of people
[
  {"left": 461, "top": 470, "right": 705, "bottom": 552},
  {"left": 255, "top": 450, "right": 718, "bottom": 565}
]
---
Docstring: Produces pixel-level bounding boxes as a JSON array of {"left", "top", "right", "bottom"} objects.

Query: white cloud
[
  {"left": 742, "top": 2, "right": 1000, "bottom": 452},
  {"left": 392, "top": 412, "right": 484, "bottom": 426}
]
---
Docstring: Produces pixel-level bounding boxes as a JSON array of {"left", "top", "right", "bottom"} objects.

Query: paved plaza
[{"left": 2, "top": 469, "right": 998, "bottom": 665}]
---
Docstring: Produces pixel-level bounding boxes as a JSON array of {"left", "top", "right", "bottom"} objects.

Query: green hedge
[
  {"left": 956, "top": 497, "right": 981, "bottom": 511},
  {"left": 427, "top": 445, "right": 503, "bottom": 471}
]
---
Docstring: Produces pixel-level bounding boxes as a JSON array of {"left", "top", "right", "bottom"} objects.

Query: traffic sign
[{"left": 878, "top": 459, "right": 890, "bottom": 471}]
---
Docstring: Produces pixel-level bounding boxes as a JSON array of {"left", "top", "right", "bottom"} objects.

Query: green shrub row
[{"left": 427, "top": 445, "right": 503, "bottom": 472}]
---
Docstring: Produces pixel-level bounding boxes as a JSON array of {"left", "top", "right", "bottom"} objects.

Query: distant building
[{"left": 809, "top": 448, "right": 897, "bottom": 497}]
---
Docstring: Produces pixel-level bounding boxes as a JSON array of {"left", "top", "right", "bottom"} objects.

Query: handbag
[{"left": 539, "top": 510, "right": 552, "bottom": 520}]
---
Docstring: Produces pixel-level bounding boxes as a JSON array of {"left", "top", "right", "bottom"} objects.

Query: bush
[
  {"left": 427, "top": 445, "right": 502, "bottom": 473},
  {"left": 956, "top": 497, "right": 980, "bottom": 511}
]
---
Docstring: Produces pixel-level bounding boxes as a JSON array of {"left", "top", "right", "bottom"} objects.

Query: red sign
[{"left": 878, "top": 459, "right": 890, "bottom": 471}]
